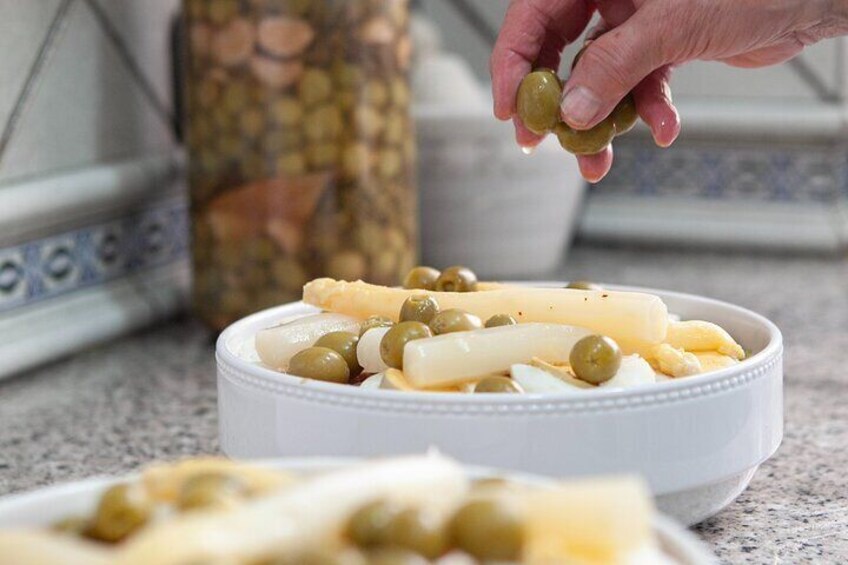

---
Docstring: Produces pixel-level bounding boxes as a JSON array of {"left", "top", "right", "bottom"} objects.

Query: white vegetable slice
[
  {"left": 600, "top": 355, "right": 656, "bottom": 389},
  {"left": 357, "top": 327, "right": 391, "bottom": 374},
  {"left": 116, "top": 455, "right": 468, "bottom": 565},
  {"left": 511, "top": 364, "right": 587, "bottom": 394},
  {"left": 693, "top": 351, "right": 739, "bottom": 373},
  {"left": 380, "top": 368, "right": 415, "bottom": 391},
  {"left": 666, "top": 320, "right": 745, "bottom": 359},
  {"left": 650, "top": 344, "right": 702, "bottom": 378},
  {"left": 358, "top": 373, "right": 384, "bottom": 389},
  {"left": 303, "top": 278, "right": 668, "bottom": 350},
  {"left": 403, "top": 323, "right": 591, "bottom": 389},
  {"left": 529, "top": 358, "right": 594, "bottom": 389},
  {"left": 255, "top": 313, "right": 361, "bottom": 371}
]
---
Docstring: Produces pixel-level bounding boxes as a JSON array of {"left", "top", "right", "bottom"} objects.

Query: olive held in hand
[
  {"left": 288, "top": 346, "right": 350, "bottom": 383},
  {"left": 360, "top": 315, "right": 394, "bottom": 336},
  {"left": 434, "top": 266, "right": 478, "bottom": 292},
  {"left": 569, "top": 335, "right": 622, "bottom": 385},
  {"left": 484, "top": 313, "right": 517, "bottom": 328},
  {"left": 88, "top": 484, "right": 153, "bottom": 542},
  {"left": 315, "top": 331, "right": 362, "bottom": 376},
  {"left": 380, "top": 321, "right": 433, "bottom": 369},
  {"left": 474, "top": 376, "right": 524, "bottom": 393},
  {"left": 399, "top": 295, "right": 440, "bottom": 324},
  {"left": 554, "top": 118, "right": 615, "bottom": 155},
  {"left": 429, "top": 308, "right": 482, "bottom": 335},
  {"left": 403, "top": 266, "right": 440, "bottom": 290},
  {"left": 450, "top": 497, "right": 524, "bottom": 560},
  {"left": 516, "top": 68, "right": 563, "bottom": 135},
  {"left": 611, "top": 93, "right": 638, "bottom": 135},
  {"left": 566, "top": 280, "right": 603, "bottom": 291}
]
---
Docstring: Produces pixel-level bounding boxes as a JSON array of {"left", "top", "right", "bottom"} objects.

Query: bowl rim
[
  {"left": 216, "top": 283, "right": 782, "bottom": 413},
  {"left": 0, "top": 457, "right": 717, "bottom": 565}
]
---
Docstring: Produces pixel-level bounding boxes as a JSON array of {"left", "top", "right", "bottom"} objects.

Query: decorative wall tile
[
  {"left": 0, "top": 249, "right": 26, "bottom": 305},
  {"left": 87, "top": 0, "right": 180, "bottom": 118},
  {"left": 0, "top": 0, "right": 62, "bottom": 139},
  {"left": 596, "top": 140, "right": 847, "bottom": 204},
  {"left": 0, "top": 199, "right": 188, "bottom": 314},
  {"left": 0, "top": 0, "right": 175, "bottom": 182}
]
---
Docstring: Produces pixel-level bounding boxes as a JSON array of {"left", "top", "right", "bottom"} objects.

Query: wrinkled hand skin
[{"left": 490, "top": 0, "right": 848, "bottom": 182}]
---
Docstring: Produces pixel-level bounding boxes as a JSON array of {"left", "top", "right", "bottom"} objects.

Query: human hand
[{"left": 491, "top": 0, "right": 848, "bottom": 182}]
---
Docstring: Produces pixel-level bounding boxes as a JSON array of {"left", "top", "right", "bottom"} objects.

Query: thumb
[{"left": 560, "top": 8, "right": 671, "bottom": 129}]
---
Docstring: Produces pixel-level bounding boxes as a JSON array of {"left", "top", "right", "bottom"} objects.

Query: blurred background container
[{"left": 0, "top": 0, "right": 845, "bottom": 377}]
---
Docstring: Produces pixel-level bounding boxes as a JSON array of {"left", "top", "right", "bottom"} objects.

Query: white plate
[
  {"left": 217, "top": 284, "right": 783, "bottom": 526},
  {"left": 0, "top": 458, "right": 717, "bottom": 564}
]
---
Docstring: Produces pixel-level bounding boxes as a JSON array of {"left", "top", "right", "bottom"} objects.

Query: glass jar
[{"left": 183, "top": 0, "right": 416, "bottom": 329}]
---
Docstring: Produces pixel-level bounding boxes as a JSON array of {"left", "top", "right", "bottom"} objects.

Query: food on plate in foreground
[
  {"left": 254, "top": 265, "right": 746, "bottom": 394},
  {"left": 0, "top": 454, "right": 676, "bottom": 564}
]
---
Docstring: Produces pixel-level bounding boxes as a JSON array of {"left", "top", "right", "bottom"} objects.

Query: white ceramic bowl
[
  {"left": 217, "top": 285, "right": 783, "bottom": 526},
  {"left": 415, "top": 106, "right": 585, "bottom": 278},
  {"left": 0, "top": 458, "right": 717, "bottom": 564}
]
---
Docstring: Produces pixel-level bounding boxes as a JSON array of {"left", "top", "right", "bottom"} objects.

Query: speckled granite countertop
[{"left": 1, "top": 244, "right": 846, "bottom": 563}]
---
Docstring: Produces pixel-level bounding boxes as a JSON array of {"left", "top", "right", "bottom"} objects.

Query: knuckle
[{"left": 578, "top": 39, "right": 635, "bottom": 97}]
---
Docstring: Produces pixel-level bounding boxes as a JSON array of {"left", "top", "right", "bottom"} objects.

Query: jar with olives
[{"left": 184, "top": 0, "right": 417, "bottom": 329}]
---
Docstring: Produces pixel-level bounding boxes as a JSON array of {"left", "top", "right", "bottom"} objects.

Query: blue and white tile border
[{"left": 0, "top": 199, "right": 188, "bottom": 314}]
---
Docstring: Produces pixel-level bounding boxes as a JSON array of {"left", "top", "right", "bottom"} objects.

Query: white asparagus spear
[
  {"left": 115, "top": 454, "right": 467, "bottom": 565},
  {"left": 255, "top": 313, "right": 361, "bottom": 370},
  {"left": 303, "top": 279, "right": 668, "bottom": 349},
  {"left": 403, "top": 324, "right": 591, "bottom": 388}
]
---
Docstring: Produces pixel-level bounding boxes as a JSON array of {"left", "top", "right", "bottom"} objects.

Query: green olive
[
  {"left": 566, "top": 280, "right": 603, "bottom": 291},
  {"left": 315, "top": 331, "right": 362, "bottom": 376},
  {"left": 288, "top": 347, "right": 351, "bottom": 383},
  {"left": 403, "top": 266, "right": 440, "bottom": 290},
  {"left": 450, "top": 497, "right": 524, "bottom": 560},
  {"left": 484, "top": 314, "right": 517, "bottom": 328},
  {"left": 366, "top": 548, "right": 429, "bottom": 565},
  {"left": 611, "top": 93, "right": 638, "bottom": 135},
  {"left": 516, "top": 69, "right": 562, "bottom": 135},
  {"left": 380, "top": 322, "right": 433, "bottom": 369},
  {"left": 88, "top": 483, "right": 153, "bottom": 543},
  {"left": 429, "top": 309, "right": 482, "bottom": 335},
  {"left": 360, "top": 315, "right": 394, "bottom": 336},
  {"left": 177, "top": 472, "right": 247, "bottom": 511},
  {"left": 473, "top": 376, "right": 524, "bottom": 394},
  {"left": 554, "top": 118, "right": 615, "bottom": 155},
  {"left": 399, "top": 295, "right": 440, "bottom": 324},
  {"left": 569, "top": 335, "right": 622, "bottom": 385},
  {"left": 347, "top": 499, "right": 402, "bottom": 548},
  {"left": 434, "top": 266, "right": 478, "bottom": 293},
  {"left": 386, "top": 508, "right": 448, "bottom": 559}
]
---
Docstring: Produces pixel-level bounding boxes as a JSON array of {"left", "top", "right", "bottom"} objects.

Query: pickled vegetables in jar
[{"left": 183, "top": 0, "right": 417, "bottom": 329}]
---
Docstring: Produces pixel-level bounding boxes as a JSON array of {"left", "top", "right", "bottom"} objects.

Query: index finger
[{"left": 490, "top": 0, "right": 594, "bottom": 120}]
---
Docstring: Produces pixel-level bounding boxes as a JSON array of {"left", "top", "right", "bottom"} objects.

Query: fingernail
[
  {"left": 561, "top": 87, "right": 602, "bottom": 128},
  {"left": 521, "top": 145, "right": 536, "bottom": 155}
]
